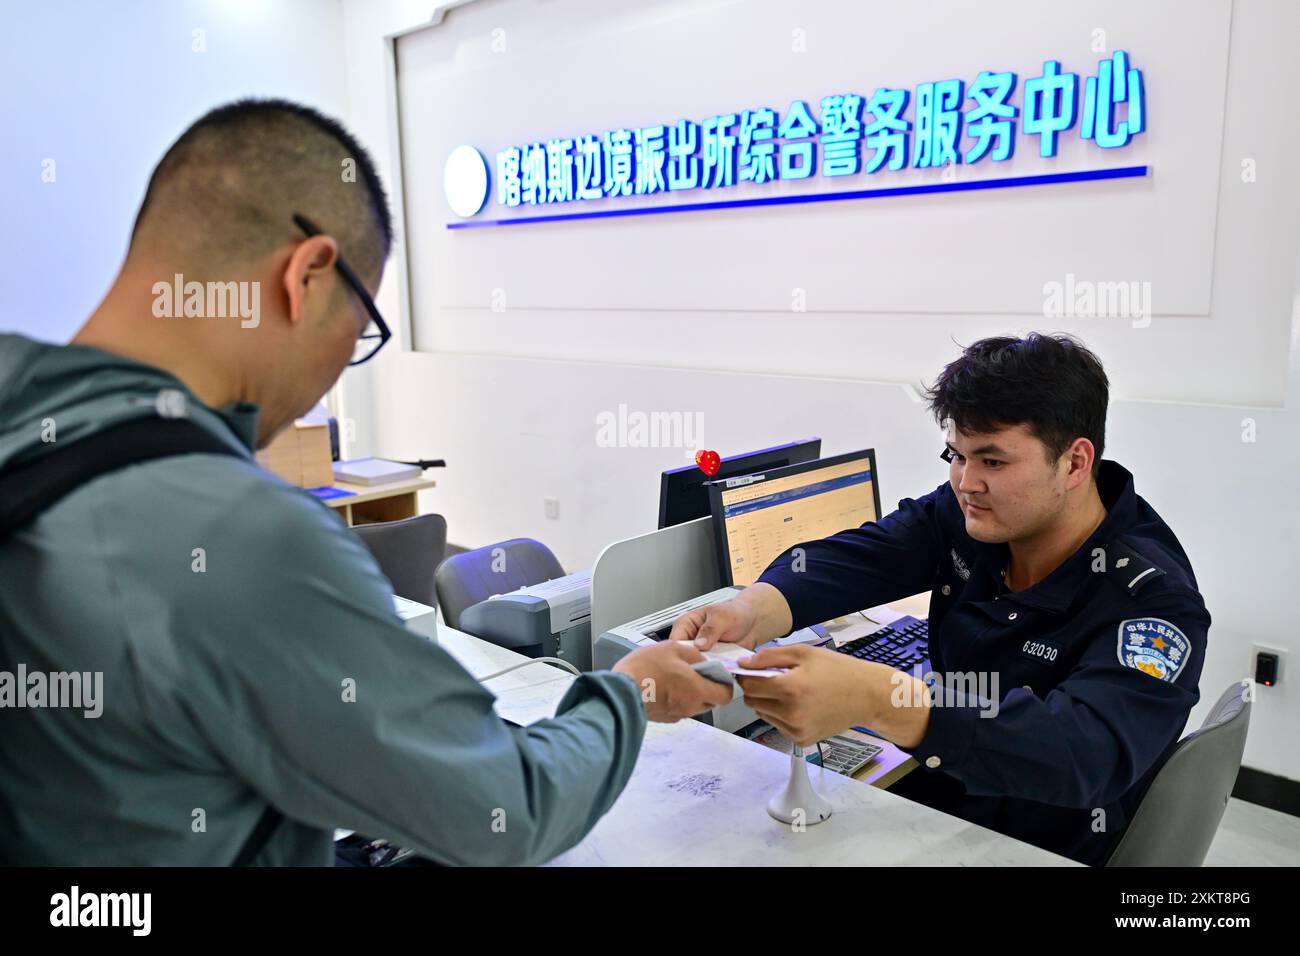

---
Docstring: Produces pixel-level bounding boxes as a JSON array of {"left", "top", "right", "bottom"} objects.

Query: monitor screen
[
  {"left": 709, "top": 449, "right": 881, "bottom": 587},
  {"left": 657, "top": 438, "right": 821, "bottom": 528}
]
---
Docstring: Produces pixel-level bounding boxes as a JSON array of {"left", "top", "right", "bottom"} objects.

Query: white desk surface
[
  {"left": 436, "top": 618, "right": 1078, "bottom": 867},
  {"left": 436, "top": 625, "right": 578, "bottom": 725}
]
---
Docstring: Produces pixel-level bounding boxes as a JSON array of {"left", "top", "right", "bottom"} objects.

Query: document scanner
[
  {"left": 593, "top": 586, "right": 759, "bottom": 732},
  {"left": 459, "top": 570, "right": 593, "bottom": 671}
]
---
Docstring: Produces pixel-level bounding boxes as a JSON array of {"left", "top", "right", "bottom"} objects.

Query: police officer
[{"left": 671, "top": 333, "right": 1210, "bottom": 865}]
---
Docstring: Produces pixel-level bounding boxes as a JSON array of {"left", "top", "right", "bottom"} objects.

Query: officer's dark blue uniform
[{"left": 756, "top": 460, "right": 1210, "bottom": 866}]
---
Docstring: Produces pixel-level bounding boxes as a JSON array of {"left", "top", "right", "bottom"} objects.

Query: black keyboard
[{"left": 832, "top": 615, "right": 930, "bottom": 671}]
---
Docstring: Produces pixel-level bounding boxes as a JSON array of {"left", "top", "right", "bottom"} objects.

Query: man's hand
[
  {"left": 612, "top": 640, "right": 734, "bottom": 722},
  {"left": 736, "top": 645, "right": 932, "bottom": 748},
  {"left": 668, "top": 583, "right": 794, "bottom": 651}
]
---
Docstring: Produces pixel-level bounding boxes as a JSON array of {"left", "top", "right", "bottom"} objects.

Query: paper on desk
[
  {"left": 772, "top": 625, "right": 827, "bottom": 647},
  {"left": 491, "top": 676, "right": 574, "bottom": 726},
  {"left": 821, "top": 613, "right": 887, "bottom": 648},
  {"left": 818, "top": 602, "right": 924, "bottom": 647},
  {"left": 863, "top": 604, "right": 910, "bottom": 626}
]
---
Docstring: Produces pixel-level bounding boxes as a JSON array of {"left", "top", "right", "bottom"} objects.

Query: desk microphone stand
[{"left": 767, "top": 742, "right": 832, "bottom": 826}]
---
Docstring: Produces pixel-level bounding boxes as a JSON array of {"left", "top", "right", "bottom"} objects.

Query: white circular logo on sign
[{"left": 443, "top": 145, "right": 489, "bottom": 218}]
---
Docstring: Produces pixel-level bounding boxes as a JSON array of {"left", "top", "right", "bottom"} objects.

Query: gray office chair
[
  {"left": 434, "top": 537, "right": 564, "bottom": 631},
  {"left": 1105, "top": 679, "right": 1252, "bottom": 866},
  {"left": 350, "top": 513, "right": 447, "bottom": 609}
]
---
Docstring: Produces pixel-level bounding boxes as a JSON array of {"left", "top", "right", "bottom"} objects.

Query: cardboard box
[
  {"left": 255, "top": 420, "right": 334, "bottom": 488},
  {"left": 297, "top": 422, "right": 334, "bottom": 488}
]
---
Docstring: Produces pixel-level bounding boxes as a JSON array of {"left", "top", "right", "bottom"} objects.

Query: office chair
[
  {"left": 1105, "top": 679, "right": 1252, "bottom": 866},
  {"left": 350, "top": 513, "right": 447, "bottom": 609},
  {"left": 434, "top": 537, "right": 564, "bottom": 632}
]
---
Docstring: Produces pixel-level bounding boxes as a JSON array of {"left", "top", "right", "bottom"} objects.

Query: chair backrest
[
  {"left": 1106, "top": 679, "right": 1252, "bottom": 866},
  {"left": 434, "top": 537, "right": 564, "bottom": 631},
  {"left": 350, "top": 513, "right": 447, "bottom": 608}
]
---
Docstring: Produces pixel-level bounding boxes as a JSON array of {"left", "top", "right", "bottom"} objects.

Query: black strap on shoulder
[
  {"left": 0, "top": 416, "right": 241, "bottom": 540},
  {"left": 232, "top": 806, "right": 284, "bottom": 867},
  {"left": 0, "top": 414, "right": 284, "bottom": 864}
]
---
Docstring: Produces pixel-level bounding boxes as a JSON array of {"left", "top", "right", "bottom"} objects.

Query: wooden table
[{"left": 320, "top": 475, "right": 438, "bottom": 526}]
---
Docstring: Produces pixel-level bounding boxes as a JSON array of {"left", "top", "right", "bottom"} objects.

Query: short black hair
[
  {"left": 130, "top": 97, "right": 392, "bottom": 279},
  {"left": 923, "top": 333, "right": 1109, "bottom": 476}
]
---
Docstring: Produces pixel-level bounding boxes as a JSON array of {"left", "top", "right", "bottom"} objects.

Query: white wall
[
  {"left": 394, "top": 0, "right": 1269, "bottom": 406},
  {"left": 341, "top": 0, "right": 1300, "bottom": 782},
  {"left": 0, "top": 0, "right": 349, "bottom": 343}
]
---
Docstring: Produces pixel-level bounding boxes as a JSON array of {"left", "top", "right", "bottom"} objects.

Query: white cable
[{"left": 476, "top": 656, "right": 581, "bottom": 682}]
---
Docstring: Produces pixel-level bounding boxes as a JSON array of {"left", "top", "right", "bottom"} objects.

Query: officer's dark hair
[
  {"left": 923, "top": 333, "right": 1109, "bottom": 478},
  {"left": 129, "top": 97, "right": 392, "bottom": 281}
]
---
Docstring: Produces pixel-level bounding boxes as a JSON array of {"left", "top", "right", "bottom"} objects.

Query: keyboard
[
  {"left": 832, "top": 614, "right": 930, "bottom": 671},
  {"left": 812, "top": 735, "right": 884, "bottom": 776}
]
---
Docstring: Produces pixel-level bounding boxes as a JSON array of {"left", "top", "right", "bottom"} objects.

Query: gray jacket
[{"left": 0, "top": 333, "right": 645, "bottom": 865}]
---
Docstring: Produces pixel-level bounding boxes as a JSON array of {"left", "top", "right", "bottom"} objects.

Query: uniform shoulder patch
[
  {"left": 1116, "top": 618, "right": 1192, "bottom": 683},
  {"left": 1102, "top": 540, "right": 1167, "bottom": 596}
]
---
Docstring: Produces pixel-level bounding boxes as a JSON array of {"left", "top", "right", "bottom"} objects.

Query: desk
[
  {"left": 437, "top": 611, "right": 909, "bottom": 788},
  {"left": 437, "top": 624, "right": 577, "bottom": 722},
  {"left": 321, "top": 476, "right": 437, "bottom": 526},
  {"left": 436, "top": 622, "right": 1077, "bottom": 866}
]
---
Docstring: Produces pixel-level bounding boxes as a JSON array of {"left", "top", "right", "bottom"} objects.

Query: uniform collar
[{"left": 972, "top": 460, "right": 1138, "bottom": 613}]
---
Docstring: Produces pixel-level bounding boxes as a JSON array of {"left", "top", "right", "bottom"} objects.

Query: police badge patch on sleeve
[{"left": 1116, "top": 618, "right": 1192, "bottom": 683}]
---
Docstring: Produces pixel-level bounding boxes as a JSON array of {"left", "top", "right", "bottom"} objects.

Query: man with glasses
[
  {"left": 672, "top": 334, "right": 1210, "bottom": 865},
  {"left": 0, "top": 99, "right": 730, "bottom": 865}
]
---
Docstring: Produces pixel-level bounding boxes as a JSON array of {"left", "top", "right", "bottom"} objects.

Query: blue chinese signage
[{"left": 446, "top": 51, "right": 1146, "bottom": 227}]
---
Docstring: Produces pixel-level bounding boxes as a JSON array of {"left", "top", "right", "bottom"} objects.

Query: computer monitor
[
  {"left": 707, "top": 448, "right": 882, "bottom": 587},
  {"left": 657, "top": 438, "right": 821, "bottom": 529}
]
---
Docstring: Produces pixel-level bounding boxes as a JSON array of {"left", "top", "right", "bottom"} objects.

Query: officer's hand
[
  {"left": 738, "top": 647, "right": 930, "bottom": 749},
  {"left": 734, "top": 645, "right": 864, "bottom": 746},
  {"left": 668, "top": 598, "right": 762, "bottom": 651},
  {"left": 612, "top": 640, "right": 733, "bottom": 722},
  {"left": 737, "top": 645, "right": 931, "bottom": 749}
]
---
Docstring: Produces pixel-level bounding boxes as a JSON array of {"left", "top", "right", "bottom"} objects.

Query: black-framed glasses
[{"left": 293, "top": 214, "right": 391, "bottom": 366}]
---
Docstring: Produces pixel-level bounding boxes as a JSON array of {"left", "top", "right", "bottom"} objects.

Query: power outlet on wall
[{"left": 1251, "top": 644, "right": 1284, "bottom": 687}]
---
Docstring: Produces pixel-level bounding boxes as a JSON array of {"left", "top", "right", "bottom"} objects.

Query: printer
[
  {"left": 594, "top": 586, "right": 759, "bottom": 733},
  {"left": 458, "top": 570, "right": 593, "bottom": 671},
  {"left": 393, "top": 594, "right": 438, "bottom": 644}
]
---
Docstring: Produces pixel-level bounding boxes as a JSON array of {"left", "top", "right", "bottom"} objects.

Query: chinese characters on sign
[{"left": 493, "top": 52, "right": 1145, "bottom": 211}]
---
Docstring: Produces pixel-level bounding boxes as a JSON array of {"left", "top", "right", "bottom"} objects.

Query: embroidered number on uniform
[
  {"left": 1116, "top": 618, "right": 1192, "bottom": 683},
  {"left": 1022, "top": 640, "right": 1059, "bottom": 663}
]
